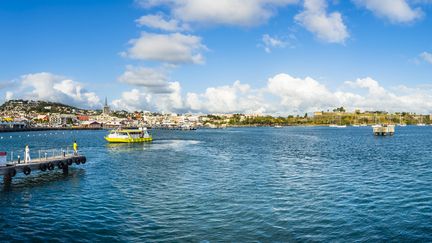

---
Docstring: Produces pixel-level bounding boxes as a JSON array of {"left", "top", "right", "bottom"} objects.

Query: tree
[{"left": 333, "top": 107, "right": 346, "bottom": 113}]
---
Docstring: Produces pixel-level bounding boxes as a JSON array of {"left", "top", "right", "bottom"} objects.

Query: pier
[
  {"left": 0, "top": 127, "right": 102, "bottom": 133},
  {"left": 373, "top": 125, "right": 395, "bottom": 136},
  {"left": 0, "top": 149, "right": 87, "bottom": 185}
]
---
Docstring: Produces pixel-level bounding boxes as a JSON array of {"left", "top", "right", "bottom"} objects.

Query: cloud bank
[
  {"left": 3, "top": 72, "right": 432, "bottom": 114},
  {"left": 295, "top": 0, "right": 349, "bottom": 43},
  {"left": 138, "top": 0, "right": 298, "bottom": 27},
  {"left": 122, "top": 32, "right": 207, "bottom": 64},
  {"left": 111, "top": 72, "right": 432, "bottom": 114},
  {"left": 420, "top": 52, "right": 432, "bottom": 64},
  {"left": 353, "top": 0, "right": 422, "bottom": 23},
  {"left": 3, "top": 72, "right": 100, "bottom": 108}
]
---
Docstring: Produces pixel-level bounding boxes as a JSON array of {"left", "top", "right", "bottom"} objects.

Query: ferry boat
[{"left": 105, "top": 128, "right": 152, "bottom": 143}]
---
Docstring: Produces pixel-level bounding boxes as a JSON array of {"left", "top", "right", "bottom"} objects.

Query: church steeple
[{"left": 103, "top": 97, "right": 110, "bottom": 115}]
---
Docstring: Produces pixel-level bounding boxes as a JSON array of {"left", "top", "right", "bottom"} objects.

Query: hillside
[{"left": 0, "top": 99, "right": 89, "bottom": 114}]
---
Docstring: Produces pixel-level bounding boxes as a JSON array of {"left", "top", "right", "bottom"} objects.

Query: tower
[{"left": 103, "top": 97, "right": 110, "bottom": 115}]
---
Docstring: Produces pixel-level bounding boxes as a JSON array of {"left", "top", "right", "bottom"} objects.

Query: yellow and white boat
[{"left": 105, "top": 128, "right": 152, "bottom": 143}]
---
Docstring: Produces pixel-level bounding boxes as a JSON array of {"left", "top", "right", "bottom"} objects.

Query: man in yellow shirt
[{"left": 73, "top": 141, "right": 78, "bottom": 155}]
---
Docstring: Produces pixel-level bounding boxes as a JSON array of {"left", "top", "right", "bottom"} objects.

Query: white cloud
[
  {"left": 353, "top": 0, "right": 422, "bottom": 23},
  {"left": 185, "top": 81, "right": 267, "bottom": 114},
  {"left": 5, "top": 91, "right": 13, "bottom": 101},
  {"left": 138, "top": 0, "right": 298, "bottom": 26},
  {"left": 340, "top": 77, "right": 432, "bottom": 112},
  {"left": 420, "top": 52, "right": 432, "bottom": 64},
  {"left": 114, "top": 64, "right": 185, "bottom": 112},
  {"left": 111, "top": 72, "right": 432, "bottom": 114},
  {"left": 8, "top": 72, "right": 100, "bottom": 108},
  {"left": 118, "top": 65, "right": 175, "bottom": 93},
  {"left": 111, "top": 89, "right": 150, "bottom": 112},
  {"left": 267, "top": 75, "right": 432, "bottom": 114},
  {"left": 122, "top": 32, "right": 207, "bottom": 64},
  {"left": 345, "top": 77, "right": 387, "bottom": 96},
  {"left": 261, "top": 34, "right": 287, "bottom": 53},
  {"left": 295, "top": 0, "right": 349, "bottom": 44},
  {"left": 136, "top": 14, "right": 189, "bottom": 31},
  {"left": 267, "top": 73, "right": 338, "bottom": 113},
  {"left": 111, "top": 82, "right": 184, "bottom": 112}
]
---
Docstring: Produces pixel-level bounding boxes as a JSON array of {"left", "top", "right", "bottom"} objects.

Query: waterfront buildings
[{"left": 0, "top": 100, "right": 431, "bottom": 129}]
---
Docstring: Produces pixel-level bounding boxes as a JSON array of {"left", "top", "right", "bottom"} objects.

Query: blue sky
[{"left": 1, "top": 0, "right": 432, "bottom": 114}]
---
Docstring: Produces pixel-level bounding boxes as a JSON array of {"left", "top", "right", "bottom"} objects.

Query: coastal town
[{"left": 0, "top": 99, "right": 431, "bottom": 131}]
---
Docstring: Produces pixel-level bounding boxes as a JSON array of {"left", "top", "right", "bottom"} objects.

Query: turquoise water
[{"left": 1, "top": 127, "right": 432, "bottom": 242}]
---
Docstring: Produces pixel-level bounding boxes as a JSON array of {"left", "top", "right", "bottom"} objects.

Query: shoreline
[{"left": 0, "top": 127, "right": 103, "bottom": 133}]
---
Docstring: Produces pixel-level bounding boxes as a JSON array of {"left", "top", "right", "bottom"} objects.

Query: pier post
[{"left": 63, "top": 165, "right": 69, "bottom": 175}]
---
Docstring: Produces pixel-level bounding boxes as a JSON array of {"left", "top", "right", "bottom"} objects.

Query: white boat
[
  {"left": 105, "top": 127, "right": 152, "bottom": 143},
  {"left": 372, "top": 124, "right": 382, "bottom": 128},
  {"left": 274, "top": 125, "right": 283, "bottom": 128},
  {"left": 417, "top": 116, "right": 426, "bottom": 126},
  {"left": 398, "top": 114, "right": 406, "bottom": 127},
  {"left": 352, "top": 124, "right": 360, "bottom": 127},
  {"left": 329, "top": 124, "right": 347, "bottom": 128},
  {"left": 329, "top": 115, "right": 346, "bottom": 128}
]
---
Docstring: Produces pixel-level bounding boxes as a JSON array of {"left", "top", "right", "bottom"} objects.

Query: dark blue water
[{"left": 1, "top": 127, "right": 432, "bottom": 242}]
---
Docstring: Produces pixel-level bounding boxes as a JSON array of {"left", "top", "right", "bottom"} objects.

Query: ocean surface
[{"left": 1, "top": 126, "right": 432, "bottom": 242}]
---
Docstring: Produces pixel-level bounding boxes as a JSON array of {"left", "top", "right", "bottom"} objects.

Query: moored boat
[{"left": 329, "top": 124, "right": 347, "bottom": 128}]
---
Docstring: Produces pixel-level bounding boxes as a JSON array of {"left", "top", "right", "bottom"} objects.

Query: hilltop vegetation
[
  {"left": 204, "top": 110, "right": 432, "bottom": 127},
  {"left": 0, "top": 99, "right": 94, "bottom": 114}
]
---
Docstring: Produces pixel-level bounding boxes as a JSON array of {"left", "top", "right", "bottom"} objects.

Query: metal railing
[{"left": 4, "top": 146, "right": 78, "bottom": 165}]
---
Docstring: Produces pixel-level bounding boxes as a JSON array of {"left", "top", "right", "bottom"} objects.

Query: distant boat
[
  {"left": 417, "top": 116, "right": 426, "bottom": 126},
  {"left": 360, "top": 124, "right": 368, "bottom": 127},
  {"left": 399, "top": 114, "right": 407, "bottom": 127},
  {"left": 329, "top": 115, "right": 346, "bottom": 128},
  {"left": 329, "top": 124, "right": 347, "bottom": 128},
  {"left": 352, "top": 114, "right": 361, "bottom": 127},
  {"left": 274, "top": 125, "right": 283, "bottom": 128},
  {"left": 372, "top": 124, "right": 382, "bottom": 128}
]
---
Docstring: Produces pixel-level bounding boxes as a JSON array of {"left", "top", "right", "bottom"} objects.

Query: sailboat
[
  {"left": 329, "top": 115, "right": 346, "bottom": 128},
  {"left": 352, "top": 114, "right": 360, "bottom": 127},
  {"left": 372, "top": 113, "right": 381, "bottom": 128},
  {"left": 399, "top": 114, "right": 407, "bottom": 127},
  {"left": 417, "top": 116, "right": 426, "bottom": 126}
]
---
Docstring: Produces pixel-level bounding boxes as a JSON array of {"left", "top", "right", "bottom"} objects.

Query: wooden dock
[
  {"left": 373, "top": 125, "right": 395, "bottom": 136},
  {"left": 0, "top": 154, "right": 86, "bottom": 185}
]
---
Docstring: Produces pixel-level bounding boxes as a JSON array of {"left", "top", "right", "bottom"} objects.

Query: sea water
[{"left": 1, "top": 127, "right": 431, "bottom": 242}]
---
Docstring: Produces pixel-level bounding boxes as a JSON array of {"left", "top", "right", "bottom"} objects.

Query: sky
[{"left": 0, "top": 0, "right": 432, "bottom": 115}]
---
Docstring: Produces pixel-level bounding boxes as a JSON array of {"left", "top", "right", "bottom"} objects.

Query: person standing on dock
[
  {"left": 73, "top": 141, "right": 78, "bottom": 155},
  {"left": 25, "top": 145, "right": 31, "bottom": 163}
]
